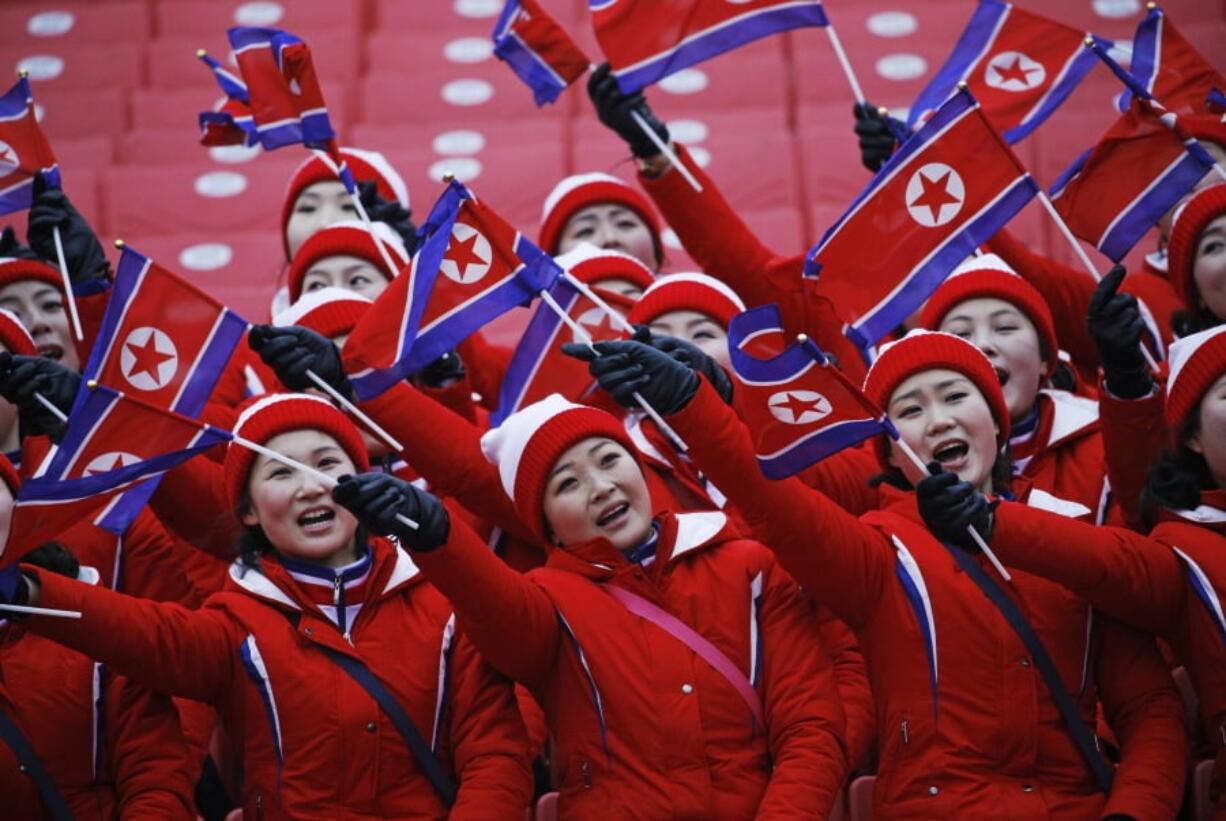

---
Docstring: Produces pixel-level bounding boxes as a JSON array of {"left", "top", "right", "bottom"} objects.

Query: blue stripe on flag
[
  {"left": 1002, "top": 38, "right": 1106, "bottom": 144},
  {"left": 491, "top": 277, "right": 582, "bottom": 425},
  {"left": 907, "top": 0, "right": 1009, "bottom": 132},
  {"left": 759, "top": 418, "right": 889, "bottom": 480},
  {"left": 494, "top": 33, "right": 569, "bottom": 105},
  {"left": 1048, "top": 146, "right": 1092, "bottom": 201},
  {"left": 1119, "top": 7, "right": 1162, "bottom": 112}
]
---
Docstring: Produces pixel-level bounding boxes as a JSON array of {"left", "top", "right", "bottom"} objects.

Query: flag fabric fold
[
  {"left": 197, "top": 51, "right": 258, "bottom": 147},
  {"left": 1122, "top": 4, "right": 1224, "bottom": 115},
  {"left": 493, "top": 0, "right": 590, "bottom": 105},
  {"left": 0, "top": 76, "right": 59, "bottom": 215}
]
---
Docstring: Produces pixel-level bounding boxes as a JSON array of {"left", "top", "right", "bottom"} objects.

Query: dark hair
[
  {"left": 1139, "top": 409, "right": 1215, "bottom": 529},
  {"left": 870, "top": 439, "right": 1014, "bottom": 496},
  {"left": 21, "top": 541, "right": 79, "bottom": 579},
  {"left": 1171, "top": 307, "right": 1222, "bottom": 338}
]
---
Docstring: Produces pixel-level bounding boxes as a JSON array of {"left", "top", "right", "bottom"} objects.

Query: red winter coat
[
  {"left": 1096, "top": 385, "right": 1169, "bottom": 530},
  {"left": 415, "top": 509, "right": 850, "bottom": 819},
  {"left": 1016, "top": 389, "right": 1113, "bottom": 525},
  {"left": 672, "top": 378, "right": 1190, "bottom": 819},
  {"left": 26, "top": 539, "right": 533, "bottom": 820},
  {"left": 992, "top": 497, "right": 1226, "bottom": 817},
  {"left": 0, "top": 568, "right": 195, "bottom": 821}
]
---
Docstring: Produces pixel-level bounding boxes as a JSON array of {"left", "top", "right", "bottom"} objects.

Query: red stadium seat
[
  {"left": 128, "top": 79, "right": 356, "bottom": 136},
  {"left": 153, "top": 0, "right": 359, "bottom": 40},
  {"left": 145, "top": 32, "right": 361, "bottom": 91},
  {"left": 30, "top": 87, "right": 127, "bottom": 141},
  {"left": 847, "top": 774, "right": 876, "bottom": 821},
  {"left": 15, "top": 42, "right": 143, "bottom": 93},
  {"left": 0, "top": 1, "right": 151, "bottom": 48},
  {"left": 359, "top": 63, "right": 566, "bottom": 129},
  {"left": 53, "top": 135, "right": 113, "bottom": 173},
  {"left": 374, "top": 0, "right": 577, "bottom": 33}
]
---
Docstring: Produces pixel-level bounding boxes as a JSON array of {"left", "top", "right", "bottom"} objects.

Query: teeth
[
  {"left": 598, "top": 503, "right": 627, "bottom": 525},
  {"left": 934, "top": 442, "right": 968, "bottom": 462},
  {"left": 299, "top": 510, "right": 334, "bottom": 526}
]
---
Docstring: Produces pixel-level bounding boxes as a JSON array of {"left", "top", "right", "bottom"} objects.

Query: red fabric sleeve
[
  {"left": 791, "top": 444, "right": 880, "bottom": 517},
  {"left": 457, "top": 332, "right": 514, "bottom": 412},
  {"left": 105, "top": 672, "right": 197, "bottom": 820},
  {"left": 150, "top": 453, "right": 239, "bottom": 561},
  {"left": 119, "top": 509, "right": 213, "bottom": 606},
  {"left": 1098, "top": 384, "right": 1166, "bottom": 531},
  {"left": 814, "top": 607, "right": 875, "bottom": 771}
]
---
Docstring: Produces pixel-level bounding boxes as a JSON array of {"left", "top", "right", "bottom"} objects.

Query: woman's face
[
  {"left": 285, "top": 181, "right": 359, "bottom": 258},
  {"left": 0, "top": 279, "right": 79, "bottom": 371},
  {"left": 1192, "top": 215, "right": 1226, "bottom": 322},
  {"left": 241, "top": 429, "right": 359, "bottom": 567},
  {"left": 1188, "top": 372, "right": 1226, "bottom": 490},
  {"left": 592, "top": 277, "right": 646, "bottom": 299},
  {"left": 299, "top": 255, "right": 390, "bottom": 301},
  {"left": 648, "top": 309, "right": 731, "bottom": 371},
  {"left": 542, "top": 436, "right": 653, "bottom": 552},
  {"left": 557, "top": 204, "right": 657, "bottom": 270},
  {"left": 886, "top": 368, "right": 1000, "bottom": 493},
  {"left": 937, "top": 297, "right": 1043, "bottom": 422}
]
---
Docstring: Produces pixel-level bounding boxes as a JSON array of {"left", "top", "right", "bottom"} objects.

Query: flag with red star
[
  {"left": 727, "top": 304, "right": 894, "bottom": 479},
  {"left": 5, "top": 382, "right": 232, "bottom": 564},
  {"left": 806, "top": 87, "right": 1038, "bottom": 359},
  {"left": 343, "top": 179, "right": 562, "bottom": 400},
  {"left": 1121, "top": 5, "right": 1224, "bottom": 116},
  {"left": 1050, "top": 96, "right": 1219, "bottom": 263},
  {"left": 492, "top": 276, "right": 634, "bottom": 425},
  {"left": 493, "top": 0, "right": 590, "bottom": 106},
  {"left": 908, "top": 0, "right": 1109, "bottom": 144},
  {"left": 197, "top": 50, "right": 258, "bottom": 148},
  {"left": 0, "top": 75, "right": 60, "bottom": 215}
]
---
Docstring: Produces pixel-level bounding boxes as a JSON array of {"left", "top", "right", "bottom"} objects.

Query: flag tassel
[
  {"left": 51, "top": 226, "right": 84, "bottom": 342},
  {"left": 304, "top": 370, "right": 405, "bottom": 453}
]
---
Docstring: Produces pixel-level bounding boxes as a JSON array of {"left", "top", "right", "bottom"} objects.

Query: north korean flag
[
  {"left": 1051, "top": 97, "right": 1219, "bottom": 262},
  {"left": 1122, "top": 4, "right": 1225, "bottom": 115},
  {"left": 197, "top": 50, "right": 258, "bottom": 148},
  {"left": 728, "top": 304, "right": 893, "bottom": 480},
  {"left": 807, "top": 88, "right": 1038, "bottom": 357},
  {"left": 227, "top": 27, "right": 336, "bottom": 152},
  {"left": 0, "top": 76, "right": 59, "bottom": 216},
  {"left": 592, "top": 0, "right": 829, "bottom": 93},
  {"left": 493, "top": 0, "right": 590, "bottom": 106},
  {"left": 909, "top": 0, "right": 1109, "bottom": 144}
]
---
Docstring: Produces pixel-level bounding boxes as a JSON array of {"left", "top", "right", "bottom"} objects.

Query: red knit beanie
[
  {"left": 1165, "top": 325, "right": 1226, "bottom": 436},
  {"left": 0, "top": 307, "right": 37, "bottom": 356},
  {"left": 274, "top": 286, "right": 372, "bottom": 341},
  {"left": 285, "top": 220, "right": 408, "bottom": 304},
  {"left": 918, "top": 253, "right": 1059, "bottom": 376},
  {"left": 480, "top": 394, "right": 640, "bottom": 541},
  {"left": 538, "top": 173, "right": 663, "bottom": 264},
  {"left": 0, "top": 452, "right": 19, "bottom": 497},
  {"left": 1168, "top": 183, "right": 1226, "bottom": 312},
  {"left": 555, "top": 243, "right": 656, "bottom": 295},
  {"left": 0, "top": 257, "right": 63, "bottom": 295},
  {"left": 629, "top": 272, "right": 746, "bottom": 330},
  {"left": 863, "top": 330, "right": 1010, "bottom": 466},
  {"left": 280, "top": 147, "right": 410, "bottom": 257},
  {"left": 224, "top": 393, "right": 370, "bottom": 514}
]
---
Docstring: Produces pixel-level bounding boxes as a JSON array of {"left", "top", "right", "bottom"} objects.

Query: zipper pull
[
  {"left": 332, "top": 574, "right": 342, "bottom": 608},
  {"left": 901, "top": 719, "right": 910, "bottom": 745},
  {"left": 581, "top": 759, "right": 591, "bottom": 790}
]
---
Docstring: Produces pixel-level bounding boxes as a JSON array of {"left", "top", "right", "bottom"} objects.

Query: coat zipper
[
  {"left": 581, "top": 758, "right": 592, "bottom": 790},
  {"left": 900, "top": 719, "right": 910, "bottom": 745},
  {"left": 333, "top": 574, "right": 347, "bottom": 638}
]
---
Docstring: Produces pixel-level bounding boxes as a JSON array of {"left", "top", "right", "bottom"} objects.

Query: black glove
[
  {"left": 0, "top": 226, "right": 41, "bottom": 261},
  {"left": 0, "top": 566, "right": 29, "bottom": 606},
  {"left": 639, "top": 330, "right": 734, "bottom": 405},
  {"left": 1087, "top": 265, "right": 1151, "bottom": 399},
  {"left": 853, "top": 102, "right": 897, "bottom": 173},
  {"left": 21, "top": 542, "right": 79, "bottom": 579},
  {"left": 27, "top": 172, "right": 110, "bottom": 284},
  {"left": 0, "top": 351, "right": 81, "bottom": 440},
  {"left": 561, "top": 339, "right": 699, "bottom": 414},
  {"left": 916, "top": 462, "right": 996, "bottom": 552},
  {"left": 414, "top": 350, "right": 465, "bottom": 389},
  {"left": 588, "top": 62, "right": 670, "bottom": 159},
  {"left": 358, "top": 180, "right": 417, "bottom": 255},
  {"left": 332, "top": 473, "right": 450, "bottom": 552},
  {"left": 248, "top": 325, "right": 350, "bottom": 398}
]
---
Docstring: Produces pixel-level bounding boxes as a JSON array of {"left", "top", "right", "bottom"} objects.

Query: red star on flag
[
  {"left": 909, "top": 170, "right": 962, "bottom": 222},
  {"left": 992, "top": 55, "right": 1038, "bottom": 87},
  {"left": 86, "top": 454, "right": 129, "bottom": 476},
  {"left": 771, "top": 392, "right": 822, "bottom": 423},
  {"left": 125, "top": 335, "right": 175, "bottom": 382},
  {"left": 444, "top": 232, "right": 489, "bottom": 281},
  {"left": 0, "top": 146, "right": 13, "bottom": 165}
]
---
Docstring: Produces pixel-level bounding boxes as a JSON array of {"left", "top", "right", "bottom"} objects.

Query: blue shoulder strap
[{"left": 0, "top": 708, "right": 74, "bottom": 820}]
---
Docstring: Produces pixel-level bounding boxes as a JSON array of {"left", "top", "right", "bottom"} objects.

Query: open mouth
[
  {"left": 298, "top": 508, "right": 336, "bottom": 532},
  {"left": 37, "top": 343, "right": 63, "bottom": 362},
  {"left": 994, "top": 367, "right": 1010, "bottom": 387},
  {"left": 932, "top": 440, "right": 969, "bottom": 466},
  {"left": 596, "top": 502, "right": 630, "bottom": 528}
]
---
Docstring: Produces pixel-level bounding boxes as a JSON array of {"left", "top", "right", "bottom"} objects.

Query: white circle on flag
[
  {"left": 662, "top": 228, "right": 683, "bottom": 251},
  {"left": 444, "top": 37, "right": 494, "bottom": 64},
  {"left": 441, "top": 78, "right": 494, "bottom": 106},
  {"left": 866, "top": 11, "right": 917, "bottom": 38},
  {"left": 120, "top": 326, "right": 180, "bottom": 391},
  {"left": 17, "top": 55, "right": 64, "bottom": 81},
  {"left": 433, "top": 129, "right": 486, "bottom": 155},
  {"left": 0, "top": 141, "right": 20, "bottom": 173},
  {"left": 875, "top": 53, "right": 926, "bottom": 81},
  {"left": 667, "top": 119, "right": 708, "bottom": 144},
  {"left": 688, "top": 146, "right": 712, "bottom": 168},
  {"left": 83, "top": 451, "right": 141, "bottom": 476},
  {"left": 574, "top": 306, "right": 611, "bottom": 344},
  {"left": 1092, "top": 0, "right": 1140, "bottom": 18},
  {"left": 180, "top": 242, "right": 233, "bottom": 271},
  {"left": 209, "top": 144, "right": 260, "bottom": 164},
  {"left": 194, "top": 170, "right": 248, "bottom": 198},
  {"left": 905, "top": 163, "right": 965, "bottom": 228},
  {"left": 233, "top": 2, "right": 284, "bottom": 26},
  {"left": 441, "top": 222, "right": 492, "bottom": 284},
  {"left": 659, "top": 69, "right": 708, "bottom": 95},
  {"left": 454, "top": 0, "right": 501, "bottom": 18},
  {"left": 429, "top": 157, "right": 482, "bottom": 183},
  {"left": 27, "top": 12, "right": 75, "bottom": 37},
  {"left": 984, "top": 51, "right": 1046, "bottom": 92},
  {"left": 768, "top": 390, "right": 832, "bottom": 425}
]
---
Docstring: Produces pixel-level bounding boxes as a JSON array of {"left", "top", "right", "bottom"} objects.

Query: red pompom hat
[
  {"left": 0, "top": 307, "right": 37, "bottom": 356},
  {"left": 863, "top": 330, "right": 1011, "bottom": 466},
  {"left": 0, "top": 257, "right": 64, "bottom": 295},
  {"left": 223, "top": 393, "right": 370, "bottom": 513},
  {"left": 480, "top": 394, "right": 640, "bottom": 542},
  {"left": 554, "top": 243, "right": 656, "bottom": 295},
  {"left": 1164, "top": 325, "right": 1226, "bottom": 436},
  {"left": 538, "top": 173, "right": 663, "bottom": 266},
  {"left": 273, "top": 286, "right": 372, "bottom": 341},
  {"left": 1167, "top": 183, "right": 1226, "bottom": 313},
  {"left": 918, "top": 253, "right": 1060, "bottom": 377},
  {"left": 628, "top": 272, "right": 746, "bottom": 330},
  {"left": 284, "top": 220, "right": 408, "bottom": 304}
]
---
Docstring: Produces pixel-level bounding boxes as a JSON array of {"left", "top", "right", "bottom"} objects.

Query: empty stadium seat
[
  {"left": 848, "top": 774, "right": 876, "bottom": 821},
  {"left": 153, "top": 0, "right": 359, "bottom": 41},
  {"left": 0, "top": 1, "right": 151, "bottom": 48}
]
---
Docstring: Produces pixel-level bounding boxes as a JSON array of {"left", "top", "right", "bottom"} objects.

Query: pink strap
[{"left": 604, "top": 585, "right": 764, "bottom": 726}]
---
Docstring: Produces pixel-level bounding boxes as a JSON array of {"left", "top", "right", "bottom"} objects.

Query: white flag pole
[{"left": 823, "top": 21, "right": 867, "bottom": 105}]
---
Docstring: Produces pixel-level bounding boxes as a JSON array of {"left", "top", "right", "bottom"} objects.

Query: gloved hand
[
  {"left": 27, "top": 172, "right": 110, "bottom": 284},
  {"left": 587, "top": 62, "right": 670, "bottom": 159},
  {"left": 640, "top": 330, "right": 734, "bottom": 405},
  {"left": 0, "top": 566, "right": 30, "bottom": 606},
  {"left": 853, "top": 102, "right": 897, "bottom": 172},
  {"left": 561, "top": 339, "right": 699, "bottom": 414},
  {"left": 248, "top": 325, "right": 350, "bottom": 398},
  {"left": 916, "top": 462, "right": 996, "bottom": 552},
  {"left": 1087, "top": 265, "right": 1151, "bottom": 399},
  {"left": 358, "top": 180, "right": 417, "bottom": 255},
  {"left": 414, "top": 350, "right": 465, "bottom": 389},
  {"left": 332, "top": 473, "right": 451, "bottom": 552},
  {"left": 0, "top": 352, "right": 81, "bottom": 440},
  {"left": 0, "top": 226, "right": 40, "bottom": 261}
]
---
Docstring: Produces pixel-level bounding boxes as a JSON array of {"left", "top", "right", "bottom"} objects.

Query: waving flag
[
  {"left": 1051, "top": 97, "right": 1219, "bottom": 262},
  {"left": 492, "top": 277, "right": 634, "bottom": 425},
  {"left": 197, "top": 50, "right": 257, "bottom": 147},
  {"left": 1122, "top": 5, "right": 1224, "bottom": 115},
  {"left": 493, "top": 0, "right": 590, "bottom": 105},
  {"left": 6, "top": 383, "right": 232, "bottom": 563},
  {"left": 344, "top": 180, "right": 562, "bottom": 400},
  {"left": 0, "top": 76, "right": 59, "bottom": 215},
  {"left": 728, "top": 304, "right": 893, "bottom": 479},
  {"left": 807, "top": 88, "right": 1038, "bottom": 356},
  {"left": 909, "top": 0, "right": 1108, "bottom": 144},
  {"left": 593, "top": 0, "right": 829, "bottom": 93}
]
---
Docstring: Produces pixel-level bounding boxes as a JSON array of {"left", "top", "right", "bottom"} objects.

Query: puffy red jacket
[
  {"left": 416, "top": 509, "right": 850, "bottom": 819},
  {"left": 672, "top": 379, "right": 1190, "bottom": 819},
  {"left": 992, "top": 497, "right": 1226, "bottom": 816},
  {"left": 1017, "top": 389, "right": 1113, "bottom": 525},
  {"left": 26, "top": 539, "right": 533, "bottom": 820}
]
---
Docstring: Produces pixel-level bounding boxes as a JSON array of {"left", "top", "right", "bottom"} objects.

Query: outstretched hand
[
  {"left": 916, "top": 462, "right": 996, "bottom": 552},
  {"left": 1086, "top": 265, "right": 1151, "bottom": 398},
  {"left": 248, "top": 324, "right": 350, "bottom": 398},
  {"left": 561, "top": 338, "right": 699, "bottom": 414},
  {"left": 332, "top": 473, "right": 450, "bottom": 552},
  {"left": 588, "top": 62, "right": 670, "bottom": 160}
]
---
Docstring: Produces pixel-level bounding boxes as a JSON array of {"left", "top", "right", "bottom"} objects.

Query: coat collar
[
  {"left": 1160, "top": 489, "right": 1226, "bottom": 531},
  {"left": 1038, "top": 389, "right": 1099, "bottom": 448},
  {"left": 1024, "top": 487, "right": 1093, "bottom": 520},
  {"left": 226, "top": 538, "right": 415, "bottom": 611},
  {"left": 546, "top": 510, "right": 732, "bottom": 578}
]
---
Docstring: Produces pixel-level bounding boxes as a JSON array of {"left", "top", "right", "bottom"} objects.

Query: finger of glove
[
  {"left": 273, "top": 351, "right": 315, "bottom": 385},
  {"left": 257, "top": 335, "right": 306, "bottom": 363},
  {"left": 340, "top": 474, "right": 400, "bottom": 509},
  {"left": 853, "top": 118, "right": 890, "bottom": 137},
  {"left": 631, "top": 325, "right": 653, "bottom": 344},
  {"left": 361, "top": 486, "right": 407, "bottom": 524},
  {"left": 917, "top": 469, "right": 961, "bottom": 498},
  {"left": 330, "top": 476, "right": 365, "bottom": 508},
  {"left": 247, "top": 324, "right": 279, "bottom": 351},
  {"left": 610, "top": 376, "right": 651, "bottom": 406},
  {"left": 1089, "top": 265, "right": 1127, "bottom": 311},
  {"left": 559, "top": 342, "right": 597, "bottom": 362},
  {"left": 587, "top": 353, "right": 634, "bottom": 377},
  {"left": 591, "top": 363, "right": 645, "bottom": 391}
]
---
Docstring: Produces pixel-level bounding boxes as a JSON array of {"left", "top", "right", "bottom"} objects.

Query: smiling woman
[{"left": 0, "top": 258, "right": 79, "bottom": 372}]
